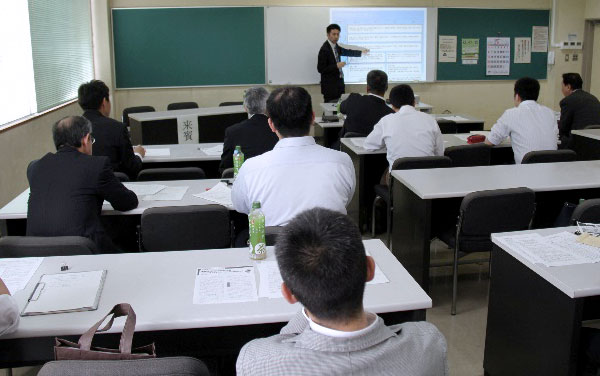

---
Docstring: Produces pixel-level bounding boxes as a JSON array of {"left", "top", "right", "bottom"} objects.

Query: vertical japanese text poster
[
  {"left": 177, "top": 115, "right": 199, "bottom": 144},
  {"left": 486, "top": 37, "right": 510, "bottom": 76},
  {"left": 461, "top": 38, "right": 479, "bottom": 65},
  {"left": 514, "top": 37, "right": 531, "bottom": 64}
]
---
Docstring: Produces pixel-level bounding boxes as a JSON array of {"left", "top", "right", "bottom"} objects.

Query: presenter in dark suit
[
  {"left": 79, "top": 80, "right": 146, "bottom": 180},
  {"left": 219, "top": 87, "right": 278, "bottom": 173},
  {"left": 317, "top": 24, "right": 369, "bottom": 103},
  {"left": 27, "top": 116, "right": 138, "bottom": 253},
  {"left": 559, "top": 73, "right": 600, "bottom": 149}
]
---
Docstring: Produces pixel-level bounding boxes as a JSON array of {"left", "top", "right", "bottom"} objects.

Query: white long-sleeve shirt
[
  {"left": 0, "top": 295, "right": 19, "bottom": 336},
  {"left": 231, "top": 136, "right": 355, "bottom": 226},
  {"left": 487, "top": 100, "right": 558, "bottom": 164},
  {"left": 364, "top": 105, "right": 444, "bottom": 170}
]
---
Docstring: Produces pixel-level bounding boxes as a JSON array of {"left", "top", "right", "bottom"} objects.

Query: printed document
[
  {"left": 193, "top": 266, "right": 258, "bottom": 304},
  {"left": 144, "top": 148, "right": 171, "bottom": 157},
  {"left": 365, "top": 251, "right": 390, "bottom": 284},
  {"left": 200, "top": 144, "right": 224, "bottom": 156},
  {"left": 0, "top": 257, "right": 44, "bottom": 294},
  {"left": 143, "top": 186, "right": 188, "bottom": 201},
  {"left": 123, "top": 183, "right": 167, "bottom": 196},
  {"left": 194, "top": 182, "right": 233, "bottom": 207},
  {"left": 257, "top": 261, "right": 283, "bottom": 299}
]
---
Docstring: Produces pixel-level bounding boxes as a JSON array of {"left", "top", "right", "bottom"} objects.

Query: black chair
[
  {"left": 140, "top": 205, "right": 230, "bottom": 252},
  {"left": 122, "top": 106, "right": 155, "bottom": 128},
  {"left": 571, "top": 199, "right": 600, "bottom": 224},
  {"left": 372, "top": 156, "right": 453, "bottom": 247},
  {"left": 436, "top": 119, "right": 457, "bottom": 134},
  {"left": 438, "top": 187, "right": 536, "bottom": 315},
  {"left": 114, "top": 171, "right": 130, "bottom": 182},
  {"left": 221, "top": 168, "right": 234, "bottom": 179},
  {"left": 343, "top": 132, "right": 366, "bottom": 138},
  {"left": 521, "top": 150, "right": 577, "bottom": 164},
  {"left": 265, "top": 226, "right": 283, "bottom": 246},
  {"left": 167, "top": 102, "right": 199, "bottom": 110},
  {"left": 584, "top": 124, "right": 600, "bottom": 129},
  {"left": 444, "top": 144, "right": 491, "bottom": 167},
  {"left": 219, "top": 101, "right": 243, "bottom": 107},
  {"left": 0, "top": 236, "right": 97, "bottom": 257},
  {"left": 137, "top": 167, "right": 205, "bottom": 181},
  {"left": 37, "top": 357, "right": 210, "bottom": 376}
]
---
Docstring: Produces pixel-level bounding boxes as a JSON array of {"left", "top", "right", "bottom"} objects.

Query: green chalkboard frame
[
  {"left": 437, "top": 8, "right": 550, "bottom": 81},
  {"left": 112, "top": 7, "right": 265, "bottom": 88}
]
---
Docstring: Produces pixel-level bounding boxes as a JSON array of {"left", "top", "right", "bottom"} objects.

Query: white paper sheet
[
  {"left": 514, "top": 37, "right": 532, "bottom": 64},
  {"left": 200, "top": 145, "right": 224, "bottom": 156},
  {"left": 532, "top": 26, "right": 549, "bottom": 52},
  {"left": 439, "top": 115, "right": 469, "bottom": 122},
  {"left": 193, "top": 266, "right": 258, "bottom": 304},
  {"left": 438, "top": 35, "right": 457, "bottom": 62},
  {"left": 349, "top": 138, "right": 365, "bottom": 148},
  {"left": 142, "top": 186, "right": 188, "bottom": 201},
  {"left": 0, "top": 257, "right": 44, "bottom": 294},
  {"left": 123, "top": 183, "right": 167, "bottom": 196},
  {"left": 365, "top": 251, "right": 389, "bottom": 285},
  {"left": 144, "top": 148, "right": 171, "bottom": 157},
  {"left": 257, "top": 261, "right": 283, "bottom": 299},
  {"left": 193, "top": 182, "right": 233, "bottom": 207}
]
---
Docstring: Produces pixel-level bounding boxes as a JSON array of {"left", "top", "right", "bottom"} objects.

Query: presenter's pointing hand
[
  {"left": 337, "top": 62, "right": 346, "bottom": 68},
  {"left": 362, "top": 49, "right": 370, "bottom": 55}
]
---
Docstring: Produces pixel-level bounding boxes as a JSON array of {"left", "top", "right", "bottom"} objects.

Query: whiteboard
[{"left": 266, "top": 7, "right": 330, "bottom": 85}]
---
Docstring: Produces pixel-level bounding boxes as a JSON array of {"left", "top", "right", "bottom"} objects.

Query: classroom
[{"left": 1, "top": 0, "right": 600, "bottom": 375}]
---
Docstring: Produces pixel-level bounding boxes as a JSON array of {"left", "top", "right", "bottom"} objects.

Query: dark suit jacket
[
  {"left": 317, "top": 41, "right": 362, "bottom": 102},
  {"left": 559, "top": 90, "right": 600, "bottom": 148},
  {"left": 26, "top": 147, "right": 138, "bottom": 252},
  {"left": 219, "top": 114, "right": 278, "bottom": 172},
  {"left": 83, "top": 110, "right": 143, "bottom": 180},
  {"left": 339, "top": 93, "right": 394, "bottom": 137}
]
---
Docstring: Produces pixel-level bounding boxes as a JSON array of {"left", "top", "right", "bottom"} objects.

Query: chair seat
[
  {"left": 374, "top": 184, "right": 390, "bottom": 205},
  {"left": 438, "top": 229, "right": 493, "bottom": 254}
]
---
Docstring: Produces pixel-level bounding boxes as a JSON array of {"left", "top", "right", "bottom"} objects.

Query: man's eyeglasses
[{"left": 89, "top": 135, "right": 95, "bottom": 144}]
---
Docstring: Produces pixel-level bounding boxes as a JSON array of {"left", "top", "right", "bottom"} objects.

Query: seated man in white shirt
[
  {"left": 0, "top": 277, "right": 19, "bottom": 336},
  {"left": 231, "top": 86, "right": 355, "bottom": 227},
  {"left": 237, "top": 208, "right": 448, "bottom": 376},
  {"left": 363, "top": 84, "right": 444, "bottom": 184},
  {"left": 485, "top": 77, "right": 558, "bottom": 164}
]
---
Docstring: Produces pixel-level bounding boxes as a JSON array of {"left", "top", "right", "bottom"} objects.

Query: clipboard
[{"left": 21, "top": 270, "right": 107, "bottom": 316}]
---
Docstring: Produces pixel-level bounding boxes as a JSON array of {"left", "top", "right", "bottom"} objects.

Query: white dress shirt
[
  {"left": 231, "top": 136, "right": 355, "bottom": 226},
  {"left": 364, "top": 105, "right": 444, "bottom": 170},
  {"left": 302, "top": 309, "right": 378, "bottom": 339},
  {"left": 487, "top": 100, "right": 558, "bottom": 164},
  {"left": 0, "top": 295, "right": 19, "bottom": 336}
]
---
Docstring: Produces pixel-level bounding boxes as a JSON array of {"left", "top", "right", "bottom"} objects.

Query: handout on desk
[
  {"left": 142, "top": 186, "right": 189, "bottom": 201},
  {"left": 200, "top": 145, "right": 224, "bottom": 156},
  {"left": 194, "top": 182, "right": 233, "bottom": 207},
  {"left": 193, "top": 266, "right": 258, "bottom": 304},
  {"left": 0, "top": 257, "right": 44, "bottom": 294},
  {"left": 123, "top": 183, "right": 167, "bottom": 196},
  {"left": 144, "top": 148, "right": 171, "bottom": 157}
]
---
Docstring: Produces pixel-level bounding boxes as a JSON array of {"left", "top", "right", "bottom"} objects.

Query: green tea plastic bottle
[
  {"left": 249, "top": 201, "right": 266, "bottom": 260},
  {"left": 233, "top": 145, "right": 244, "bottom": 178}
]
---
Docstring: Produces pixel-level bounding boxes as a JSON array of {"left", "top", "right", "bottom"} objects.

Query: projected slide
[{"left": 331, "top": 8, "right": 428, "bottom": 83}]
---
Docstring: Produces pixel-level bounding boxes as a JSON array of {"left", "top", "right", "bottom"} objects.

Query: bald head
[{"left": 52, "top": 116, "right": 92, "bottom": 152}]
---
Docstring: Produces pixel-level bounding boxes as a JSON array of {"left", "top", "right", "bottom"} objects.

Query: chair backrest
[
  {"left": 521, "top": 150, "right": 577, "bottom": 164},
  {"left": 343, "top": 132, "right": 367, "bottom": 138},
  {"left": 219, "top": 101, "right": 243, "bottom": 107},
  {"left": 584, "top": 124, "right": 600, "bottom": 130},
  {"left": 114, "top": 171, "right": 130, "bottom": 182},
  {"left": 221, "top": 167, "right": 234, "bottom": 179},
  {"left": 0, "top": 236, "right": 97, "bottom": 257},
  {"left": 459, "top": 187, "right": 535, "bottom": 236},
  {"left": 391, "top": 156, "right": 453, "bottom": 171},
  {"left": 137, "top": 167, "right": 205, "bottom": 181},
  {"left": 37, "top": 357, "right": 210, "bottom": 376},
  {"left": 141, "top": 205, "right": 230, "bottom": 251},
  {"left": 435, "top": 119, "right": 457, "bottom": 134},
  {"left": 167, "top": 102, "right": 199, "bottom": 111},
  {"left": 571, "top": 199, "right": 600, "bottom": 224},
  {"left": 122, "top": 106, "right": 155, "bottom": 128},
  {"left": 265, "top": 226, "right": 283, "bottom": 246},
  {"left": 444, "top": 144, "right": 491, "bottom": 167}
]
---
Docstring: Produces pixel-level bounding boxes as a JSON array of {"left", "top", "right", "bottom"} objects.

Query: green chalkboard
[
  {"left": 437, "top": 8, "right": 549, "bottom": 81},
  {"left": 112, "top": 7, "right": 265, "bottom": 88}
]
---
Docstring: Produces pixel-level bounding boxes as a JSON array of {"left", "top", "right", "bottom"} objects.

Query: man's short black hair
[
  {"left": 389, "top": 84, "right": 415, "bottom": 108},
  {"left": 266, "top": 86, "right": 313, "bottom": 137},
  {"left": 275, "top": 208, "right": 367, "bottom": 321},
  {"left": 327, "top": 24, "right": 341, "bottom": 34},
  {"left": 78, "top": 80, "right": 109, "bottom": 111},
  {"left": 366, "top": 70, "right": 388, "bottom": 95},
  {"left": 52, "top": 116, "right": 92, "bottom": 150},
  {"left": 514, "top": 77, "right": 540, "bottom": 101},
  {"left": 562, "top": 73, "right": 583, "bottom": 90}
]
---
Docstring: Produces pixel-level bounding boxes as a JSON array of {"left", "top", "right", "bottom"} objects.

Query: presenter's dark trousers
[{"left": 322, "top": 80, "right": 345, "bottom": 103}]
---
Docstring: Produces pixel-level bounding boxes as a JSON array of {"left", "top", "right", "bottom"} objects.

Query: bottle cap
[
  {"left": 235, "top": 145, "right": 242, "bottom": 151},
  {"left": 252, "top": 201, "right": 261, "bottom": 209}
]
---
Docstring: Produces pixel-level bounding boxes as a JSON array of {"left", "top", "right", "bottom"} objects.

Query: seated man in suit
[
  {"left": 558, "top": 72, "right": 600, "bottom": 149},
  {"left": 0, "top": 277, "right": 18, "bottom": 337},
  {"left": 485, "top": 77, "right": 557, "bottom": 164},
  {"left": 364, "top": 84, "right": 444, "bottom": 184},
  {"left": 219, "top": 87, "right": 278, "bottom": 173},
  {"left": 78, "top": 80, "right": 146, "bottom": 180},
  {"left": 237, "top": 207, "right": 448, "bottom": 375},
  {"left": 27, "top": 116, "right": 138, "bottom": 252},
  {"left": 339, "top": 69, "right": 394, "bottom": 138},
  {"left": 231, "top": 87, "right": 355, "bottom": 227}
]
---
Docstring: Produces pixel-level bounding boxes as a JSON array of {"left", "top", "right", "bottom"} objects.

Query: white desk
[
  {"left": 129, "top": 105, "right": 245, "bottom": 123},
  {"left": 0, "top": 239, "right": 432, "bottom": 368},
  {"left": 390, "top": 161, "right": 600, "bottom": 291},
  {"left": 484, "top": 227, "right": 600, "bottom": 375},
  {"left": 320, "top": 101, "right": 433, "bottom": 114},
  {"left": 143, "top": 143, "right": 223, "bottom": 163},
  {"left": 0, "top": 179, "right": 231, "bottom": 221},
  {"left": 572, "top": 128, "right": 600, "bottom": 160}
]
